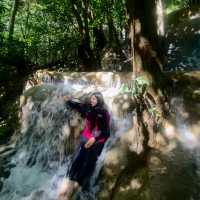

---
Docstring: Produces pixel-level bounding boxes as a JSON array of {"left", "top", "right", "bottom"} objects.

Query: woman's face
[{"left": 91, "top": 95, "right": 98, "bottom": 107}]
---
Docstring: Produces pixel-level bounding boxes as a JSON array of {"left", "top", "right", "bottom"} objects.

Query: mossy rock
[{"left": 23, "top": 84, "right": 57, "bottom": 103}]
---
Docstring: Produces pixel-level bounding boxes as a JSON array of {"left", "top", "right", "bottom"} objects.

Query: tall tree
[
  {"left": 8, "top": 0, "right": 20, "bottom": 42},
  {"left": 95, "top": 3, "right": 169, "bottom": 198},
  {"left": 125, "top": 0, "right": 168, "bottom": 154},
  {"left": 126, "top": 0, "right": 164, "bottom": 74}
]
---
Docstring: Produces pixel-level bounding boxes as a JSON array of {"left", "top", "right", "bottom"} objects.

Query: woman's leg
[
  {"left": 76, "top": 143, "right": 104, "bottom": 187},
  {"left": 57, "top": 145, "right": 85, "bottom": 200},
  {"left": 68, "top": 145, "right": 88, "bottom": 183},
  {"left": 58, "top": 142, "right": 104, "bottom": 199},
  {"left": 57, "top": 178, "right": 76, "bottom": 200}
]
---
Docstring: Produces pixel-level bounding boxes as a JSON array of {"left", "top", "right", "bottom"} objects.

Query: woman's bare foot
[{"left": 57, "top": 178, "right": 79, "bottom": 200}]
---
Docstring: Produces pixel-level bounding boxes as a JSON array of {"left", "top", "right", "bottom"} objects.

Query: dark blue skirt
[{"left": 67, "top": 142, "right": 104, "bottom": 186}]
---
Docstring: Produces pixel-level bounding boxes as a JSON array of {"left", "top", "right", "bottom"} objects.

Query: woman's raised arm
[{"left": 65, "top": 97, "right": 88, "bottom": 117}]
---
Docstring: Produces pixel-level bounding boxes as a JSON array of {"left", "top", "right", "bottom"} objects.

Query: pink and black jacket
[{"left": 66, "top": 100, "right": 110, "bottom": 144}]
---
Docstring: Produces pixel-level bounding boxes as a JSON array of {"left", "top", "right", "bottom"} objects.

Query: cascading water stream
[{"left": 0, "top": 74, "right": 132, "bottom": 200}]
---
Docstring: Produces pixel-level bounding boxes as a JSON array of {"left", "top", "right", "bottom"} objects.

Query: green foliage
[
  {"left": 119, "top": 76, "right": 150, "bottom": 97},
  {"left": 148, "top": 105, "right": 159, "bottom": 118},
  {"left": 112, "top": 0, "right": 126, "bottom": 30},
  {"left": 15, "top": 0, "right": 78, "bottom": 65},
  {"left": 119, "top": 76, "right": 161, "bottom": 119},
  {"left": 0, "top": 0, "right": 127, "bottom": 67},
  {"left": 165, "top": 0, "right": 198, "bottom": 14},
  {"left": 0, "top": 0, "right": 6, "bottom": 39}
]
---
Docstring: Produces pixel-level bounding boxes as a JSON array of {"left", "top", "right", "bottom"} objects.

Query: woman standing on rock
[{"left": 57, "top": 92, "right": 110, "bottom": 200}]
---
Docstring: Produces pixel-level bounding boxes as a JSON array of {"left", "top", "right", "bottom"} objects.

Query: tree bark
[
  {"left": 82, "top": 0, "right": 90, "bottom": 40},
  {"left": 126, "top": 0, "right": 166, "bottom": 86},
  {"left": 69, "top": 0, "right": 84, "bottom": 34},
  {"left": 8, "top": 0, "right": 20, "bottom": 42},
  {"left": 126, "top": 0, "right": 168, "bottom": 151}
]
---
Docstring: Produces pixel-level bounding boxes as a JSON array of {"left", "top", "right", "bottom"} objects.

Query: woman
[{"left": 57, "top": 92, "right": 110, "bottom": 200}]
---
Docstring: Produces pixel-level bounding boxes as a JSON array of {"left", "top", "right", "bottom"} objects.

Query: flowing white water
[{"left": 0, "top": 76, "right": 132, "bottom": 200}]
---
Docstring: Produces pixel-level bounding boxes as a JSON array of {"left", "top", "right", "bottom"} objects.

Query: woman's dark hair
[{"left": 91, "top": 92, "right": 105, "bottom": 108}]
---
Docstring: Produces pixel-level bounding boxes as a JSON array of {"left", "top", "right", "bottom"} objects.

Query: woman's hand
[
  {"left": 84, "top": 137, "right": 96, "bottom": 149},
  {"left": 63, "top": 95, "right": 72, "bottom": 102},
  {"left": 63, "top": 95, "right": 69, "bottom": 101}
]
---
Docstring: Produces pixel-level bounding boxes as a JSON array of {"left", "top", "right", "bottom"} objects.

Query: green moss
[{"left": 166, "top": 4, "right": 180, "bottom": 15}]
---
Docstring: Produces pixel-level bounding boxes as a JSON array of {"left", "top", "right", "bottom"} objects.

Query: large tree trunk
[
  {"left": 82, "top": 0, "right": 90, "bottom": 40},
  {"left": 126, "top": 0, "right": 168, "bottom": 152},
  {"left": 126, "top": 0, "right": 161, "bottom": 73},
  {"left": 97, "top": 4, "right": 169, "bottom": 198},
  {"left": 69, "top": 0, "right": 84, "bottom": 34},
  {"left": 126, "top": 0, "right": 168, "bottom": 94}
]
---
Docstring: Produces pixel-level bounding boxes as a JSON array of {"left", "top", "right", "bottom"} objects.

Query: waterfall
[{"left": 0, "top": 73, "right": 133, "bottom": 200}]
